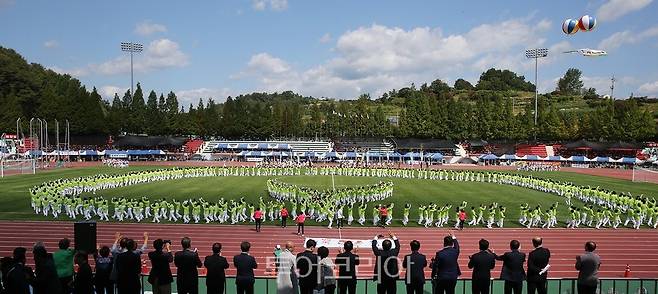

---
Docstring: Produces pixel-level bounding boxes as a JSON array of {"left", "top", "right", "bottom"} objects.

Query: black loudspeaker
[{"left": 74, "top": 221, "right": 97, "bottom": 253}]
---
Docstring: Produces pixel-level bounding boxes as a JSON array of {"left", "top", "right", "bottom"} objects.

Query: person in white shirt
[{"left": 277, "top": 242, "right": 298, "bottom": 294}]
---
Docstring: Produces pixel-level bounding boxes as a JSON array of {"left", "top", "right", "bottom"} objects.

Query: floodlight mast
[
  {"left": 525, "top": 48, "right": 548, "bottom": 141},
  {"left": 120, "top": 42, "right": 144, "bottom": 96}
]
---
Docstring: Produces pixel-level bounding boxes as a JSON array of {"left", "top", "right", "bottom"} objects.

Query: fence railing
[{"left": 139, "top": 276, "right": 657, "bottom": 294}]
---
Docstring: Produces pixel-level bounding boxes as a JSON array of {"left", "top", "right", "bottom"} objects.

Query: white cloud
[
  {"left": 319, "top": 33, "right": 332, "bottom": 43},
  {"left": 176, "top": 87, "right": 233, "bottom": 106},
  {"left": 597, "top": 0, "right": 653, "bottom": 21},
  {"left": 638, "top": 80, "right": 658, "bottom": 96},
  {"left": 43, "top": 40, "right": 58, "bottom": 49},
  {"left": 234, "top": 17, "right": 558, "bottom": 99},
  {"left": 134, "top": 21, "right": 167, "bottom": 36},
  {"left": 99, "top": 86, "right": 128, "bottom": 101},
  {"left": 48, "top": 65, "right": 88, "bottom": 77},
  {"left": 598, "top": 26, "right": 658, "bottom": 49},
  {"left": 252, "top": 0, "right": 287, "bottom": 11},
  {"left": 93, "top": 38, "right": 188, "bottom": 75}
]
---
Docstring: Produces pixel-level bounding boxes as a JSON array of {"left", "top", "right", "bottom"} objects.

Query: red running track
[{"left": 0, "top": 221, "right": 656, "bottom": 278}]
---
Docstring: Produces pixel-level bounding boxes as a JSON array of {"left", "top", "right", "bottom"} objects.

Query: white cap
[{"left": 276, "top": 245, "right": 281, "bottom": 249}]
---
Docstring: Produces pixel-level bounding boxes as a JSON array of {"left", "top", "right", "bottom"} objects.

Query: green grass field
[{"left": 0, "top": 166, "right": 656, "bottom": 227}]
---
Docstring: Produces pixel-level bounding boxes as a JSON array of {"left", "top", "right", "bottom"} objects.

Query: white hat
[{"left": 276, "top": 245, "right": 281, "bottom": 249}]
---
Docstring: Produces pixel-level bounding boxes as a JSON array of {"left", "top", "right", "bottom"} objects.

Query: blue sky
[{"left": 1, "top": 0, "right": 657, "bottom": 107}]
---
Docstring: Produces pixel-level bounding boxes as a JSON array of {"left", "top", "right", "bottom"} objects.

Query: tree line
[{"left": 1, "top": 46, "right": 656, "bottom": 142}]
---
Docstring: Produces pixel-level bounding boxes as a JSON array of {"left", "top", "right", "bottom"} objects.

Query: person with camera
[
  {"left": 371, "top": 232, "right": 400, "bottom": 294},
  {"left": 205, "top": 243, "right": 230, "bottom": 294},
  {"left": 174, "top": 237, "right": 202, "bottom": 294},
  {"left": 148, "top": 239, "right": 173, "bottom": 294}
]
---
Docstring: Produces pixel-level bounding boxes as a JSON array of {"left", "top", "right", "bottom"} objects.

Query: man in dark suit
[
  {"left": 431, "top": 232, "right": 460, "bottom": 294},
  {"left": 527, "top": 237, "right": 550, "bottom": 294},
  {"left": 147, "top": 239, "right": 174, "bottom": 294},
  {"left": 402, "top": 239, "right": 427, "bottom": 294},
  {"left": 495, "top": 240, "right": 526, "bottom": 294},
  {"left": 174, "top": 237, "right": 202, "bottom": 294},
  {"left": 4, "top": 247, "right": 32, "bottom": 294},
  {"left": 335, "top": 240, "right": 360, "bottom": 294},
  {"left": 234, "top": 241, "right": 258, "bottom": 294},
  {"left": 468, "top": 239, "right": 496, "bottom": 294},
  {"left": 115, "top": 239, "right": 142, "bottom": 294},
  {"left": 575, "top": 241, "right": 600, "bottom": 294},
  {"left": 297, "top": 239, "right": 319, "bottom": 294},
  {"left": 372, "top": 233, "right": 401, "bottom": 294},
  {"left": 205, "top": 243, "right": 229, "bottom": 294}
]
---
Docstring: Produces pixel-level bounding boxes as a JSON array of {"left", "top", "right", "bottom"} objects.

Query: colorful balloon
[
  {"left": 578, "top": 15, "right": 597, "bottom": 31},
  {"left": 562, "top": 19, "right": 580, "bottom": 35}
]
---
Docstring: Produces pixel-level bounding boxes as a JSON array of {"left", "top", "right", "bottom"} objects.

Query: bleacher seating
[
  {"left": 334, "top": 138, "right": 395, "bottom": 153},
  {"left": 203, "top": 140, "right": 332, "bottom": 153},
  {"left": 182, "top": 139, "right": 204, "bottom": 154},
  {"left": 18, "top": 138, "right": 37, "bottom": 153},
  {"left": 515, "top": 144, "right": 549, "bottom": 157}
]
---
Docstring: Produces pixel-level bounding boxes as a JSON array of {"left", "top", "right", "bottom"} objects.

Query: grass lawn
[{"left": 0, "top": 166, "right": 655, "bottom": 227}]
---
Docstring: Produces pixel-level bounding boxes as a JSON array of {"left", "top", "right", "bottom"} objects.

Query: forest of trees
[{"left": 1, "top": 46, "right": 656, "bottom": 142}]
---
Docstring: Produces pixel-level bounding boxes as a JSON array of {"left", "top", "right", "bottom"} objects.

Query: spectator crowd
[{"left": 0, "top": 231, "right": 602, "bottom": 294}]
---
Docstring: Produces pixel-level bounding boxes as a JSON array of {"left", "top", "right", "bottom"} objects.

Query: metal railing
[{"left": 138, "top": 276, "right": 657, "bottom": 294}]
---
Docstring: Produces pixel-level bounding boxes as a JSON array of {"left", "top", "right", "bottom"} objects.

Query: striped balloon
[
  {"left": 578, "top": 15, "right": 597, "bottom": 31},
  {"left": 562, "top": 19, "right": 580, "bottom": 35}
]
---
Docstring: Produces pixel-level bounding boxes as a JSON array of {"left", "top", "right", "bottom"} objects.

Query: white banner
[{"left": 304, "top": 237, "right": 396, "bottom": 250}]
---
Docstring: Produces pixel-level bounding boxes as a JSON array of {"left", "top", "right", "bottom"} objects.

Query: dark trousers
[
  {"left": 527, "top": 280, "right": 547, "bottom": 294},
  {"left": 255, "top": 218, "right": 262, "bottom": 232},
  {"left": 324, "top": 284, "right": 337, "bottom": 294},
  {"left": 405, "top": 282, "right": 423, "bottom": 294},
  {"left": 458, "top": 220, "right": 464, "bottom": 230},
  {"left": 434, "top": 279, "right": 457, "bottom": 294},
  {"left": 176, "top": 283, "right": 198, "bottom": 294},
  {"left": 504, "top": 281, "right": 523, "bottom": 294},
  {"left": 236, "top": 282, "right": 254, "bottom": 294},
  {"left": 95, "top": 281, "right": 114, "bottom": 294},
  {"left": 297, "top": 223, "right": 305, "bottom": 235},
  {"left": 281, "top": 216, "right": 287, "bottom": 227},
  {"left": 577, "top": 283, "right": 597, "bottom": 294},
  {"left": 299, "top": 282, "right": 315, "bottom": 294},
  {"left": 472, "top": 278, "right": 490, "bottom": 294},
  {"left": 336, "top": 217, "right": 343, "bottom": 228},
  {"left": 60, "top": 276, "right": 73, "bottom": 294},
  {"left": 206, "top": 282, "right": 224, "bottom": 294},
  {"left": 338, "top": 279, "right": 357, "bottom": 294},
  {"left": 377, "top": 279, "right": 397, "bottom": 294}
]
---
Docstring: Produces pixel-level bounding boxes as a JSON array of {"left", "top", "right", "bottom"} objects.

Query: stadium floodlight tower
[
  {"left": 525, "top": 48, "right": 548, "bottom": 139},
  {"left": 120, "top": 42, "right": 143, "bottom": 96}
]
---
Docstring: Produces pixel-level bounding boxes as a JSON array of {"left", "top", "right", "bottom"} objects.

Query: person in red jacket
[
  {"left": 379, "top": 205, "right": 389, "bottom": 228},
  {"left": 253, "top": 208, "right": 263, "bottom": 232},
  {"left": 280, "top": 207, "right": 289, "bottom": 228},
  {"left": 296, "top": 211, "right": 306, "bottom": 236},
  {"left": 458, "top": 209, "right": 467, "bottom": 231}
]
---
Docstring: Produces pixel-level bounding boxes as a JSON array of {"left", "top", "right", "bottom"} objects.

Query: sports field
[{"left": 1, "top": 165, "right": 656, "bottom": 227}]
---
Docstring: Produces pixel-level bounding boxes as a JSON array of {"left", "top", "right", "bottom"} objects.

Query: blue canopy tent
[
  {"left": 571, "top": 155, "right": 587, "bottom": 162},
  {"left": 499, "top": 154, "right": 517, "bottom": 160},
  {"left": 621, "top": 157, "right": 639, "bottom": 164},
  {"left": 525, "top": 155, "right": 542, "bottom": 161},
  {"left": 547, "top": 155, "right": 563, "bottom": 161},
  {"left": 595, "top": 156, "right": 610, "bottom": 163},
  {"left": 480, "top": 153, "right": 499, "bottom": 160}
]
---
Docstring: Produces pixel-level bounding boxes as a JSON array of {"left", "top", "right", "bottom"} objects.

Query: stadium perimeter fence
[{"left": 138, "top": 276, "right": 657, "bottom": 294}]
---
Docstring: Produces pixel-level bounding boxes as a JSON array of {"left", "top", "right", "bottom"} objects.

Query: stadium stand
[
  {"left": 333, "top": 137, "right": 396, "bottom": 153},
  {"left": 202, "top": 140, "right": 332, "bottom": 154}
]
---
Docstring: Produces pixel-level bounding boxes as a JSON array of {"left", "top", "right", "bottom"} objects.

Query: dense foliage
[{"left": 1, "top": 46, "right": 656, "bottom": 141}]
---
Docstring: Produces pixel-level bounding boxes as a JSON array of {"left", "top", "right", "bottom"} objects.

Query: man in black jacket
[
  {"left": 148, "top": 239, "right": 174, "bottom": 294},
  {"left": 468, "top": 239, "right": 496, "bottom": 294},
  {"left": 234, "top": 241, "right": 258, "bottom": 294},
  {"left": 205, "top": 243, "right": 230, "bottom": 294},
  {"left": 115, "top": 239, "right": 142, "bottom": 294},
  {"left": 431, "top": 232, "right": 460, "bottom": 294},
  {"left": 372, "top": 233, "right": 401, "bottom": 294},
  {"left": 174, "top": 237, "right": 202, "bottom": 294},
  {"left": 297, "top": 239, "right": 319, "bottom": 294},
  {"left": 402, "top": 239, "right": 426, "bottom": 294},
  {"left": 527, "top": 237, "right": 550, "bottom": 294},
  {"left": 335, "top": 240, "right": 359, "bottom": 294},
  {"left": 495, "top": 240, "right": 526, "bottom": 294},
  {"left": 4, "top": 247, "right": 32, "bottom": 294}
]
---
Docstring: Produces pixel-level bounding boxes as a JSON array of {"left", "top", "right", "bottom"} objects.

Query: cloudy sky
[{"left": 1, "top": 0, "right": 657, "bottom": 106}]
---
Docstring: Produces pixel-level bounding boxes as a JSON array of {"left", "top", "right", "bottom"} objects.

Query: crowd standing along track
[{"left": 0, "top": 221, "right": 656, "bottom": 279}]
